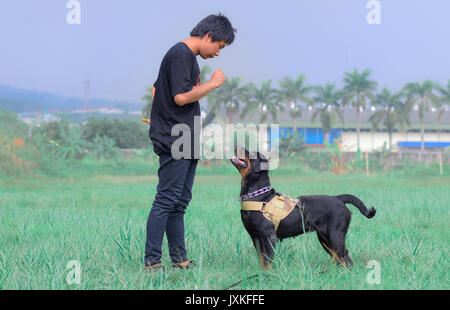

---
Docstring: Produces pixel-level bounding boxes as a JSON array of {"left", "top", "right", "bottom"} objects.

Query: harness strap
[
  {"left": 241, "top": 194, "right": 299, "bottom": 232},
  {"left": 239, "top": 201, "right": 266, "bottom": 211}
]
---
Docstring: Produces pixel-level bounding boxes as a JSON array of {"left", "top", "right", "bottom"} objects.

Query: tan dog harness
[{"left": 241, "top": 194, "right": 299, "bottom": 231}]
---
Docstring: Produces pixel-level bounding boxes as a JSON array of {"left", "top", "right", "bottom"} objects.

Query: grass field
[{"left": 0, "top": 167, "right": 449, "bottom": 290}]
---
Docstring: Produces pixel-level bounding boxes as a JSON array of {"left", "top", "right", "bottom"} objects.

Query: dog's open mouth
[{"left": 231, "top": 157, "right": 248, "bottom": 169}]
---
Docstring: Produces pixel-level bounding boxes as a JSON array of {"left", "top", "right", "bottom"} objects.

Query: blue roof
[{"left": 397, "top": 141, "right": 450, "bottom": 148}]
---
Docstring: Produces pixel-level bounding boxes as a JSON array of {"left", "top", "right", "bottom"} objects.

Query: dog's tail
[{"left": 337, "top": 194, "right": 376, "bottom": 219}]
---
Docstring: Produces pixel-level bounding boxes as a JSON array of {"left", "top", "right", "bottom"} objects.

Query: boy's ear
[{"left": 203, "top": 32, "right": 213, "bottom": 42}]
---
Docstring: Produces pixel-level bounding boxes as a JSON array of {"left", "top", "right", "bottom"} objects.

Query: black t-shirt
[{"left": 149, "top": 42, "right": 201, "bottom": 159}]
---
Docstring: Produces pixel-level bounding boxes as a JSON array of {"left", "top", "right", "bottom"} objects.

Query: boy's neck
[{"left": 181, "top": 37, "right": 201, "bottom": 56}]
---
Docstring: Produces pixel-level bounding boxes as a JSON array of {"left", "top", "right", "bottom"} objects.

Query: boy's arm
[
  {"left": 174, "top": 69, "right": 226, "bottom": 106},
  {"left": 152, "top": 86, "right": 155, "bottom": 99}
]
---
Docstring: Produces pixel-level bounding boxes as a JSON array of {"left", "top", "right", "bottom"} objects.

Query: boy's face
[{"left": 199, "top": 33, "right": 226, "bottom": 59}]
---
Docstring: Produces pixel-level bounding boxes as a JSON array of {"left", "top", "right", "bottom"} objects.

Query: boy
[{"left": 145, "top": 13, "right": 236, "bottom": 271}]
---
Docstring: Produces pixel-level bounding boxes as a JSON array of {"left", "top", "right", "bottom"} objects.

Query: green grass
[{"left": 0, "top": 168, "right": 448, "bottom": 290}]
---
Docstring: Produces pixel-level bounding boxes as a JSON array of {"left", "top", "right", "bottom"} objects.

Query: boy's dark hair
[{"left": 190, "top": 13, "right": 236, "bottom": 45}]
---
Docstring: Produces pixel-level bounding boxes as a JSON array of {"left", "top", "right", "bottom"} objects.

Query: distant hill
[{"left": 0, "top": 84, "right": 145, "bottom": 113}]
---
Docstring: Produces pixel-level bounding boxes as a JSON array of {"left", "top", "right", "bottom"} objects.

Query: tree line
[{"left": 143, "top": 68, "right": 450, "bottom": 151}]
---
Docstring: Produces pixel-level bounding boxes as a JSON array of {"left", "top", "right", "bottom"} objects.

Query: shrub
[
  {"left": 86, "top": 135, "right": 121, "bottom": 161},
  {"left": 0, "top": 129, "right": 38, "bottom": 177},
  {"left": 81, "top": 117, "right": 148, "bottom": 149},
  {"left": 278, "top": 131, "right": 306, "bottom": 159}
]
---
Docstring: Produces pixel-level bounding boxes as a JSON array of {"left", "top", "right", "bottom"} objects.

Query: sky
[{"left": 0, "top": 0, "right": 449, "bottom": 104}]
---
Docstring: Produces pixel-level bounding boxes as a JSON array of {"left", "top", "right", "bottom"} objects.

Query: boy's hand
[
  {"left": 174, "top": 69, "right": 225, "bottom": 106},
  {"left": 211, "top": 69, "right": 226, "bottom": 88}
]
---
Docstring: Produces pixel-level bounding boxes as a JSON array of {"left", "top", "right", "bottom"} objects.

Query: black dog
[{"left": 231, "top": 146, "right": 376, "bottom": 269}]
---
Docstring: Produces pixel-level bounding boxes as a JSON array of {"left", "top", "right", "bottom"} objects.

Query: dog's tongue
[{"left": 232, "top": 157, "right": 247, "bottom": 167}]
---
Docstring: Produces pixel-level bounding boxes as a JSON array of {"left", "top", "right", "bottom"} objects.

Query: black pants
[{"left": 144, "top": 144, "right": 198, "bottom": 266}]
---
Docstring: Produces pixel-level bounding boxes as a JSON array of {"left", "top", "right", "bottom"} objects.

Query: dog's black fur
[{"left": 231, "top": 146, "right": 376, "bottom": 269}]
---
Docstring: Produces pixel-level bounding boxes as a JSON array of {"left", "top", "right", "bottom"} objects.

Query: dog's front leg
[{"left": 251, "top": 234, "right": 276, "bottom": 269}]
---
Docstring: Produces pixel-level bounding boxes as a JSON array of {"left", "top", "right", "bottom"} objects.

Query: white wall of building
[{"left": 341, "top": 131, "right": 450, "bottom": 152}]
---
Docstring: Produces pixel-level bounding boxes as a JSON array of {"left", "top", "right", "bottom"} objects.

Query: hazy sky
[{"left": 0, "top": 0, "right": 449, "bottom": 104}]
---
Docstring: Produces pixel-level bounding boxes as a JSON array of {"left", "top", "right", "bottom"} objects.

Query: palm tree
[
  {"left": 369, "top": 88, "right": 410, "bottom": 150},
  {"left": 57, "top": 125, "right": 91, "bottom": 160},
  {"left": 312, "top": 83, "right": 345, "bottom": 144},
  {"left": 209, "top": 77, "right": 246, "bottom": 123},
  {"left": 279, "top": 74, "right": 313, "bottom": 133},
  {"left": 437, "top": 80, "right": 450, "bottom": 141},
  {"left": 237, "top": 82, "right": 256, "bottom": 121},
  {"left": 240, "top": 80, "right": 282, "bottom": 123},
  {"left": 403, "top": 80, "right": 441, "bottom": 152},
  {"left": 342, "top": 69, "right": 378, "bottom": 151},
  {"left": 368, "top": 107, "right": 380, "bottom": 151}
]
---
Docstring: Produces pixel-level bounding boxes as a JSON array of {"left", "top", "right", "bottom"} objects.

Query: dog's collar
[{"left": 239, "top": 186, "right": 272, "bottom": 201}]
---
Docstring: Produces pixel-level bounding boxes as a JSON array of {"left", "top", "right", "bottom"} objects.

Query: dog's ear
[
  {"left": 255, "top": 152, "right": 270, "bottom": 172},
  {"left": 252, "top": 158, "right": 261, "bottom": 173},
  {"left": 250, "top": 152, "right": 264, "bottom": 173},
  {"left": 236, "top": 146, "right": 247, "bottom": 160},
  {"left": 258, "top": 152, "right": 268, "bottom": 161}
]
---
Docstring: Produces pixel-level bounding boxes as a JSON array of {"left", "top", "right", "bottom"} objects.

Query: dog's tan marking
[
  {"left": 321, "top": 243, "right": 344, "bottom": 266},
  {"left": 259, "top": 252, "right": 272, "bottom": 270},
  {"left": 327, "top": 248, "right": 347, "bottom": 267},
  {"left": 330, "top": 250, "right": 339, "bottom": 264},
  {"left": 239, "top": 155, "right": 251, "bottom": 179}
]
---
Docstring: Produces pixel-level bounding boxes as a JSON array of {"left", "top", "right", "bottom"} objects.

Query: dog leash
[{"left": 224, "top": 273, "right": 259, "bottom": 290}]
